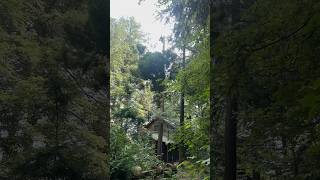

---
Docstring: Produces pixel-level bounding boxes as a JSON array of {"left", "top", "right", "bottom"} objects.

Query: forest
[{"left": 1, "top": 0, "right": 320, "bottom": 180}]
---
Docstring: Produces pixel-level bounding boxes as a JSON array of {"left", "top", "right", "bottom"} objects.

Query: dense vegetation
[
  {"left": 109, "top": 1, "right": 211, "bottom": 178},
  {"left": 110, "top": 17, "right": 162, "bottom": 179},
  {"left": 0, "top": 0, "right": 109, "bottom": 179},
  {"left": 158, "top": 0, "right": 320, "bottom": 179},
  {"left": 1, "top": 0, "right": 320, "bottom": 180}
]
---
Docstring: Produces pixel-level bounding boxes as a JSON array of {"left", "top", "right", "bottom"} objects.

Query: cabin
[{"left": 144, "top": 117, "right": 179, "bottom": 163}]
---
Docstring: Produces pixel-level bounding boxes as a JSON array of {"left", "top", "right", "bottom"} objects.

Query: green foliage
[
  {"left": 176, "top": 160, "right": 209, "bottom": 180},
  {"left": 110, "top": 17, "right": 144, "bottom": 110},
  {"left": 176, "top": 37, "right": 210, "bottom": 104},
  {"left": 210, "top": 0, "right": 320, "bottom": 178},
  {"left": 174, "top": 120, "right": 209, "bottom": 160},
  {"left": 138, "top": 51, "right": 173, "bottom": 92},
  {"left": 156, "top": 0, "right": 209, "bottom": 47},
  {"left": 158, "top": 0, "right": 320, "bottom": 178},
  {"left": 0, "top": 0, "right": 109, "bottom": 179},
  {"left": 110, "top": 16, "right": 164, "bottom": 179},
  {"left": 111, "top": 125, "right": 161, "bottom": 179}
]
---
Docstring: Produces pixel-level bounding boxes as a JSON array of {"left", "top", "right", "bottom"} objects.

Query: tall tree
[
  {"left": 179, "top": 46, "right": 186, "bottom": 162},
  {"left": 0, "top": 0, "right": 110, "bottom": 179},
  {"left": 223, "top": 1, "right": 241, "bottom": 179},
  {"left": 88, "top": 0, "right": 110, "bottom": 179},
  {"left": 209, "top": 0, "right": 221, "bottom": 178}
]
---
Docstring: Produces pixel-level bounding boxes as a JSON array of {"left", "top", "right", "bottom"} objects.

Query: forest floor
[{"left": 136, "top": 168, "right": 203, "bottom": 180}]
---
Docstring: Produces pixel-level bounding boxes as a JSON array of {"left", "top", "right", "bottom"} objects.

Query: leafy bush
[
  {"left": 175, "top": 159, "right": 210, "bottom": 180},
  {"left": 111, "top": 124, "right": 161, "bottom": 179}
]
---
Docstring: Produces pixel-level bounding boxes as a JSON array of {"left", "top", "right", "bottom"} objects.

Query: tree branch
[{"left": 249, "top": 14, "right": 314, "bottom": 52}]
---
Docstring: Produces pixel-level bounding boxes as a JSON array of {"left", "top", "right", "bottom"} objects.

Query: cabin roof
[{"left": 144, "top": 117, "right": 176, "bottom": 129}]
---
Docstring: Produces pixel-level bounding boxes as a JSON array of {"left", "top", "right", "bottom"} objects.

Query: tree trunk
[
  {"left": 179, "top": 47, "right": 186, "bottom": 163},
  {"left": 224, "top": 0, "right": 240, "bottom": 179},
  {"left": 209, "top": 0, "right": 222, "bottom": 179},
  {"left": 157, "top": 118, "right": 164, "bottom": 160},
  {"left": 224, "top": 94, "right": 237, "bottom": 180},
  {"left": 162, "top": 94, "right": 165, "bottom": 112},
  {"left": 209, "top": 0, "right": 240, "bottom": 179}
]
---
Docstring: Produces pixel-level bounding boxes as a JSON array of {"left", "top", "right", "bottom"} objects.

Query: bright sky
[{"left": 110, "top": 0, "right": 173, "bottom": 52}]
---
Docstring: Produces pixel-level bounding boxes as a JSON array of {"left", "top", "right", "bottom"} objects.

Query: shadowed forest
[{"left": 1, "top": 0, "right": 320, "bottom": 180}]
